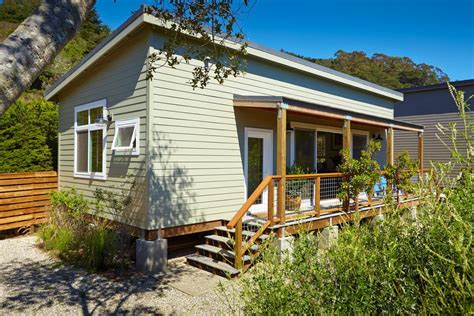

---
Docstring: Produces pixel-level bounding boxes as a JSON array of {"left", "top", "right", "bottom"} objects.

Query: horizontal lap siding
[
  {"left": 395, "top": 112, "right": 470, "bottom": 175},
  {"left": 149, "top": 36, "right": 395, "bottom": 228},
  {"left": 57, "top": 30, "right": 150, "bottom": 229}
]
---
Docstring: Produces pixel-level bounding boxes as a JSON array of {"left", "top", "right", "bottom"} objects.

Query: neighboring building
[
  {"left": 394, "top": 80, "right": 474, "bottom": 174},
  {"left": 45, "top": 7, "right": 423, "bottom": 273}
]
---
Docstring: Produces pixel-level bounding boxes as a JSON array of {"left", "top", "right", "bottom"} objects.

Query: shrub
[
  {"left": 239, "top": 178, "right": 472, "bottom": 314},
  {"left": 38, "top": 187, "right": 131, "bottom": 272}
]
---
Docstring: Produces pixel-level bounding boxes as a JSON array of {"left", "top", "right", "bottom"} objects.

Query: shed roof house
[
  {"left": 394, "top": 80, "right": 473, "bottom": 176},
  {"left": 45, "top": 7, "right": 424, "bottom": 274}
]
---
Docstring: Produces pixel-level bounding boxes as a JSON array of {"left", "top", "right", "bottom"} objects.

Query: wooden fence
[{"left": 0, "top": 171, "right": 57, "bottom": 231}]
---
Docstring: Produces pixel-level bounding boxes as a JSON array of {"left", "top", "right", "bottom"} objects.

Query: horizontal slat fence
[{"left": 0, "top": 171, "right": 57, "bottom": 231}]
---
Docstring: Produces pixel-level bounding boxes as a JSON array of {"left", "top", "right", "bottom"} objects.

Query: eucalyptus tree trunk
[{"left": 0, "top": 0, "right": 96, "bottom": 114}]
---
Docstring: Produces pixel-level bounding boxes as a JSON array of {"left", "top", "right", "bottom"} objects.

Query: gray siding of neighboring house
[
  {"left": 56, "top": 27, "right": 151, "bottom": 229},
  {"left": 395, "top": 81, "right": 473, "bottom": 175},
  {"left": 147, "top": 31, "right": 395, "bottom": 230},
  {"left": 395, "top": 82, "right": 474, "bottom": 117},
  {"left": 394, "top": 112, "right": 470, "bottom": 175}
]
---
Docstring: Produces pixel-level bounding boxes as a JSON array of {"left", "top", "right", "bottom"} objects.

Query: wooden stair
[{"left": 186, "top": 225, "right": 269, "bottom": 277}]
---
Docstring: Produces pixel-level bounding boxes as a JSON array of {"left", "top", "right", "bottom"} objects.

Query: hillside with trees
[
  {"left": 0, "top": 0, "right": 109, "bottom": 172},
  {"left": 284, "top": 50, "right": 450, "bottom": 89}
]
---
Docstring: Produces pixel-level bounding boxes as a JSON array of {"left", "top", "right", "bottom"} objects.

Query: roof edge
[
  {"left": 398, "top": 79, "right": 474, "bottom": 94},
  {"left": 45, "top": 6, "right": 404, "bottom": 101},
  {"left": 44, "top": 7, "right": 146, "bottom": 99}
]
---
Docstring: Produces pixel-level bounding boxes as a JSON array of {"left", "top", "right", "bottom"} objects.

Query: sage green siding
[
  {"left": 56, "top": 27, "right": 399, "bottom": 231},
  {"left": 147, "top": 31, "right": 395, "bottom": 229},
  {"left": 57, "top": 28, "right": 150, "bottom": 229}
]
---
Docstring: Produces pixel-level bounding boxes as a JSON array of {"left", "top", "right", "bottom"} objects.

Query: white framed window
[
  {"left": 74, "top": 99, "right": 107, "bottom": 180},
  {"left": 112, "top": 118, "right": 139, "bottom": 155},
  {"left": 352, "top": 132, "right": 370, "bottom": 160}
]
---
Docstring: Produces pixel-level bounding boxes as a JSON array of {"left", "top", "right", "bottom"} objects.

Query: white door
[{"left": 245, "top": 128, "right": 273, "bottom": 213}]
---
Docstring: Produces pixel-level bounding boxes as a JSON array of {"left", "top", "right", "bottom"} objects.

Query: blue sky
[{"left": 96, "top": 0, "right": 474, "bottom": 80}]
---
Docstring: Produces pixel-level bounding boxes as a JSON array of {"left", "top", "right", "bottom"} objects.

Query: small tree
[
  {"left": 337, "top": 140, "right": 381, "bottom": 211},
  {"left": 384, "top": 151, "right": 418, "bottom": 205}
]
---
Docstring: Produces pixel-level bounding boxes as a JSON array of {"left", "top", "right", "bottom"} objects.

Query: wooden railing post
[
  {"left": 234, "top": 218, "right": 243, "bottom": 269},
  {"left": 267, "top": 179, "right": 274, "bottom": 223},
  {"left": 314, "top": 177, "right": 321, "bottom": 217}
]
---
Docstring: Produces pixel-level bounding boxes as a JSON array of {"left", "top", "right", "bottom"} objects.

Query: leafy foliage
[
  {"left": 385, "top": 150, "right": 419, "bottom": 198},
  {"left": 145, "top": 1, "right": 250, "bottom": 88},
  {"left": 284, "top": 50, "right": 450, "bottom": 89},
  {"left": 286, "top": 164, "right": 309, "bottom": 198},
  {"left": 0, "top": 94, "right": 57, "bottom": 172},
  {"left": 39, "top": 179, "right": 136, "bottom": 272},
  {"left": 39, "top": 9, "right": 110, "bottom": 88},
  {"left": 337, "top": 139, "right": 381, "bottom": 202},
  {"left": 0, "top": 0, "right": 40, "bottom": 23}
]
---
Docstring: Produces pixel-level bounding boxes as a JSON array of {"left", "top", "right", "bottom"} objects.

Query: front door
[{"left": 245, "top": 128, "right": 273, "bottom": 213}]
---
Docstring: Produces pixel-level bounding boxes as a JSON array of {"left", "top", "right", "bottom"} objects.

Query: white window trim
[
  {"left": 112, "top": 118, "right": 140, "bottom": 155},
  {"left": 74, "top": 99, "right": 107, "bottom": 180}
]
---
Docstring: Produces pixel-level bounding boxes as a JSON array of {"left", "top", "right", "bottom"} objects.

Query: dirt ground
[{"left": 0, "top": 235, "right": 239, "bottom": 315}]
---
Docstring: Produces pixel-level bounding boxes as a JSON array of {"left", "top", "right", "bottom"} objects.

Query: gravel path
[{"left": 0, "top": 236, "right": 240, "bottom": 315}]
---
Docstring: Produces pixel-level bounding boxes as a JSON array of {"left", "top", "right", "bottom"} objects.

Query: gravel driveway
[{"left": 0, "top": 236, "right": 239, "bottom": 315}]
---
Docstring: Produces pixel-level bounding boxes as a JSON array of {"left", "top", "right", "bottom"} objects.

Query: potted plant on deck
[{"left": 286, "top": 164, "right": 309, "bottom": 212}]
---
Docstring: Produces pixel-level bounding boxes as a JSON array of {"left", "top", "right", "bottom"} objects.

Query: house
[
  {"left": 45, "top": 7, "right": 424, "bottom": 275},
  {"left": 394, "top": 80, "right": 474, "bottom": 175}
]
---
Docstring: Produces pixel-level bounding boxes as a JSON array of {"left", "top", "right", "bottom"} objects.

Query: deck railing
[{"left": 227, "top": 169, "right": 428, "bottom": 269}]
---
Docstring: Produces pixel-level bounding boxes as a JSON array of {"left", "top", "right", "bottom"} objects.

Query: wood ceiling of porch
[{"left": 233, "top": 95, "right": 424, "bottom": 132}]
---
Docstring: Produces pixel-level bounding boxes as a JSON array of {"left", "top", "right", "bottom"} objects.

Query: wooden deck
[{"left": 187, "top": 171, "right": 424, "bottom": 276}]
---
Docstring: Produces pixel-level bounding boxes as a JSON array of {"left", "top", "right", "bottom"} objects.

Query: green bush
[
  {"left": 0, "top": 94, "right": 58, "bottom": 172},
  {"left": 239, "top": 177, "right": 472, "bottom": 314},
  {"left": 38, "top": 189, "right": 121, "bottom": 271}
]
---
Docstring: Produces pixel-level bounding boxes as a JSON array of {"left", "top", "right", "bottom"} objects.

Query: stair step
[
  {"left": 186, "top": 254, "right": 239, "bottom": 277},
  {"left": 205, "top": 234, "right": 260, "bottom": 252},
  {"left": 214, "top": 226, "right": 269, "bottom": 241},
  {"left": 196, "top": 244, "right": 252, "bottom": 263}
]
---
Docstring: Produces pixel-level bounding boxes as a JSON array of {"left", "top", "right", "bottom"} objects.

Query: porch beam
[
  {"left": 276, "top": 102, "right": 287, "bottom": 231},
  {"left": 386, "top": 126, "right": 394, "bottom": 165}
]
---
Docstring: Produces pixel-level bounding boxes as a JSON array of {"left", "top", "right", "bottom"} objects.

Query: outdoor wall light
[
  {"left": 94, "top": 108, "right": 113, "bottom": 124},
  {"left": 372, "top": 133, "right": 383, "bottom": 141}
]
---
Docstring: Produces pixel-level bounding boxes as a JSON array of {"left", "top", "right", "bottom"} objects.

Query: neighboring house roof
[
  {"left": 234, "top": 95, "right": 424, "bottom": 132},
  {"left": 398, "top": 79, "right": 474, "bottom": 93},
  {"left": 395, "top": 79, "right": 474, "bottom": 117},
  {"left": 45, "top": 6, "right": 403, "bottom": 102}
]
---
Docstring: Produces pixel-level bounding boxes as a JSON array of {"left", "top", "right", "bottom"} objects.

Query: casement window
[
  {"left": 74, "top": 100, "right": 107, "bottom": 180},
  {"left": 112, "top": 118, "right": 139, "bottom": 155}
]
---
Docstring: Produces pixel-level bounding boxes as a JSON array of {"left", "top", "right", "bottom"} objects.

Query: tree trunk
[{"left": 0, "top": 0, "right": 96, "bottom": 114}]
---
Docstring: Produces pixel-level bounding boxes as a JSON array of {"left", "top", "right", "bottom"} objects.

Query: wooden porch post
[
  {"left": 386, "top": 126, "right": 394, "bottom": 166},
  {"left": 342, "top": 118, "right": 351, "bottom": 211},
  {"left": 418, "top": 131, "right": 424, "bottom": 184},
  {"left": 277, "top": 102, "right": 287, "bottom": 235}
]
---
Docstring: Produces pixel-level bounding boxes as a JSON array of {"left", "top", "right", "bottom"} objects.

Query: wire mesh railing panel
[
  {"left": 284, "top": 177, "right": 315, "bottom": 213},
  {"left": 320, "top": 176, "right": 343, "bottom": 200}
]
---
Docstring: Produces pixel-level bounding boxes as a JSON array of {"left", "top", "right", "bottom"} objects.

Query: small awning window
[{"left": 112, "top": 118, "right": 139, "bottom": 154}]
